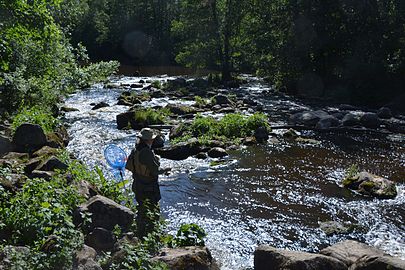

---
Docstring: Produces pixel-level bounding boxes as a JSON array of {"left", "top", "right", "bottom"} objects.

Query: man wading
[{"left": 125, "top": 128, "right": 163, "bottom": 237}]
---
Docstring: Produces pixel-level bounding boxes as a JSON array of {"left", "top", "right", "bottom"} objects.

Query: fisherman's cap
[{"left": 139, "top": 128, "right": 157, "bottom": 140}]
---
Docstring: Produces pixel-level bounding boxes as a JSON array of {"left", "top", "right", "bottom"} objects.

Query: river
[{"left": 63, "top": 75, "right": 405, "bottom": 269}]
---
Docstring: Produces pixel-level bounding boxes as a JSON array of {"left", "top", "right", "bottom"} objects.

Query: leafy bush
[
  {"left": 167, "top": 223, "right": 206, "bottom": 247},
  {"left": 0, "top": 176, "right": 84, "bottom": 269},
  {"left": 11, "top": 106, "right": 59, "bottom": 134}
]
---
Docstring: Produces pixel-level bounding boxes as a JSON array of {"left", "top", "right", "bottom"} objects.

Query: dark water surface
[{"left": 64, "top": 76, "right": 405, "bottom": 269}]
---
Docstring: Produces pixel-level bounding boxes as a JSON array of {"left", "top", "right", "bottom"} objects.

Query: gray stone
[
  {"left": 316, "top": 116, "right": 341, "bottom": 129},
  {"left": 319, "top": 221, "right": 355, "bottom": 236},
  {"left": 377, "top": 107, "right": 392, "bottom": 119},
  {"left": 195, "top": 152, "right": 208, "bottom": 159},
  {"left": 360, "top": 112, "right": 380, "bottom": 129},
  {"left": 0, "top": 135, "right": 14, "bottom": 158},
  {"left": 351, "top": 254, "right": 405, "bottom": 270},
  {"left": 30, "top": 170, "right": 55, "bottom": 180},
  {"left": 320, "top": 240, "right": 385, "bottom": 267},
  {"left": 85, "top": 227, "right": 116, "bottom": 251},
  {"left": 213, "top": 94, "right": 232, "bottom": 105},
  {"left": 289, "top": 110, "right": 329, "bottom": 126},
  {"left": 116, "top": 111, "right": 134, "bottom": 130},
  {"left": 73, "top": 245, "right": 102, "bottom": 270},
  {"left": 342, "top": 113, "right": 361, "bottom": 126},
  {"left": 152, "top": 246, "right": 219, "bottom": 270},
  {"left": 254, "top": 245, "right": 346, "bottom": 270},
  {"left": 208, "top": 147, "right": 228, "bottom": 158},
  {"left": 75, "top": 195, "right": 135, "bottom": 231},
  {"left": 343, "top": 171, "right": 397, "bottom": 199},
  {"left": 13, "top": 124, "right": 47, "bottom": 153},
  {"left": 36, "top": 156, "right": 68, "bottom": 172},
  {"left": 75, "top": 180, "right": 99, "bottom": 199},
  {"left": 154, "top": 139, "right": 202, "bottom": 160}
]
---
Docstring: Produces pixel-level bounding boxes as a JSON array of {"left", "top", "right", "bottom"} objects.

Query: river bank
[{"left": 61, "top": 75, "right": 404, "bottom": 269}]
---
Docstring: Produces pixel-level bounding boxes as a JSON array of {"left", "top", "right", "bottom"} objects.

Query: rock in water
[
  {"left": 343, "top": 171, "right": 397, "bottom": 199},
  {"left": 254, "top": 245, "right": 346, "bottom": 270},
  {"left": 320, "top": 240, "right": 405, "bottom": 269},
  {"left": 208, "top": 147, "right": 228, "bottom": 158}
]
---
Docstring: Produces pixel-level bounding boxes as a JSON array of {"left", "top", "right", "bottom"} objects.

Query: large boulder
[
  {"left": 85, "top": 227, "right": 116, "bottom": 252},
  {"left": 360, "top": 112, "right": 380, "bottom": 129},
  {"left": 254, "top": 245, "right": 346, "bottom": 270},
  {"left": 74, "top": 195, "right": 135, "bottom": 231},
  {"left": 343, "top": 171, "right": 397, "bottom": 199},
  {"left": 0, "top": 173, "right": 27, "bottom": 193},
  {"left": 154, "top": 139, "right": 202, "bottom": 160},
  {"left": 289, "top": 110, "right": 329, "bottom": 127},
  {"left": 13, "top": 124, "right": 47, "bottom": 153},
  {"left": 0, "top": 135, "right": 14, "bottom": 157},
  {"left": 315, "top": 116, "right": 341, "bottom": 129},
  {"left": 320, "top": 240, "right": 405, "bottom": 269},
  {"left": 152, "top": 247, "right": 219, "bottom": 270}
]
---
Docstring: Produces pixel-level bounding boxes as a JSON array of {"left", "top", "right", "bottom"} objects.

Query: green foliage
[
  {"left": 134, "top": 108, "right": 170, "bottom": 126},
  {"left": 151, "top": 80, "right": 162, "bottom": 89},
  {"left": 167, "top": 223, "right": 206, "bottom": 247},
  {"left": 175, "top": 113, "right": 270, "bottom": 144},
  {"left": 342, "top": 164, "right": 360, "bottom": 187},
  {"left": 11, "top": 106, "right": 59, "bottom": 134},
  {"left": 0, "top": 0, "right": 118, "bottom": 116},
  {"left": 0, "top": 176, "right": 84, "bottom": 269},
  {"left": 194, "top": 96, "right": 208, "bottom": 108}
]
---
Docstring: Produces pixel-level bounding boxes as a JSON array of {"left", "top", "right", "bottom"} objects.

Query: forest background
[{"left": 1, "top": 0, "right": 405, "bottom": 115}]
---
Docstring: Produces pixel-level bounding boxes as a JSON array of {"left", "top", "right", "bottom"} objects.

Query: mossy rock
[{"left": 343, "top": 172, "right": 398, "bottom": 199}]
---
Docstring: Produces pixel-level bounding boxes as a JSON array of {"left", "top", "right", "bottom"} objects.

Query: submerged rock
[
  {"left": 319, "top": 221, "right": 356, "bottom": 236},
  {"left": 91, "top": 102, "right": 110, "bottom": 110},
  {"left": 254, "top": 126, "right": 269, "bottom": 143},
  {"left": 343, "top": 171, "right": 397, "bottom": 199},
  {"left": 152, "top": 246, "right": 219, "bottom": 270},
  {"left": 254, "top": 245, "right": 346, "bottom": 270}
]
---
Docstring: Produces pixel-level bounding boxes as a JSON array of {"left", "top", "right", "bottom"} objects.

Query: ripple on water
[{"left": 64, "top": 77, "right": 405, "bottom": 269}]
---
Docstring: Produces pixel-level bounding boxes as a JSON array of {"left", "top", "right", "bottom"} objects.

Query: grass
[
  {"left": 134, "top": 108, "right": 171, "bottom": 125},
  {"left": 172, "top": 113, "right": 270, "bottom": 144}
]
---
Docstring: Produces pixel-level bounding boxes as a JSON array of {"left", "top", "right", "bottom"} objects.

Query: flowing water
[{"left": 63, "top": 76, "right": 405, "bottom": 269}]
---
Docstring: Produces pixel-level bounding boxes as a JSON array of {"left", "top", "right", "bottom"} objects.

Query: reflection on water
[{"left": 64, "top": 76, "right": 405, "bottom": 269}]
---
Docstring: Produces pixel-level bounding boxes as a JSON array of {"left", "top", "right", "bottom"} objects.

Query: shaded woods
[
  {"left": 1, "top": 0, "right": 405, "bottom": 111},
  {"left": 70, "top": 0, "right": 405, "bottom": 107}
]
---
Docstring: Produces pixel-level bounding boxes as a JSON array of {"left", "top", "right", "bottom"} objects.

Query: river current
[{"left": 63, "top": 75, "right": 405, "bottom": 269}]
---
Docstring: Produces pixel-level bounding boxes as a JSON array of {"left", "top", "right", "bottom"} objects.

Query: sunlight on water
[{"left": 64, "top": 76, "right": 405, "bottom": 269}]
